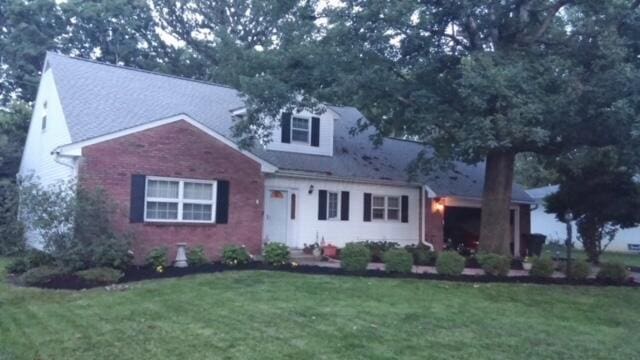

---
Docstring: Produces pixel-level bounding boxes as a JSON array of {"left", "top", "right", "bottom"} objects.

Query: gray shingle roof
[{"left": 46, "top": 52, "right": 533, "bottom": 203}]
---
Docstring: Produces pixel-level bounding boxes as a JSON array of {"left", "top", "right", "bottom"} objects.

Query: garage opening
[{"left": 443, "top": 206, "right": 516, "bottom": 255}]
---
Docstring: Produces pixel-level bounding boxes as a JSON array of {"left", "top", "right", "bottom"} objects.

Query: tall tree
[{"left": 226, "top": 0, "right": 640, "bottom": 255}]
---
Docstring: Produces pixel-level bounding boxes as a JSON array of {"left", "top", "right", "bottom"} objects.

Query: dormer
[{"left": 233, "top": 107, "right": 337, "bottom": 156}]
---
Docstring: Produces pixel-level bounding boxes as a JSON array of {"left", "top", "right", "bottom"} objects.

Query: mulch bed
[{"left": 9, "top": 261, "right": 637, "bottom": 290}]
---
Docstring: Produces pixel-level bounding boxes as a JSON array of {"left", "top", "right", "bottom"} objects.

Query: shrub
[
  {"left": 145, "top": 247, "right": 168, "bottom": 268},
  {"left": 596, "top": 262, "right": 629, "bottom": 283},
  {"left": 25, "top": 249, "right": 55, "bottom": 268},
  {"left": 358, "top": 241, "right": 399, "bottom": 262},
  {"left": 405, "top": 244, "right": 437, "bottom": 265},
  {"left": 340, "top": 243, "right": 371, "bottom": 272},
  {"left": 75, "top": 267, "right": 123, "bottom": 285},
  {"left": 222, "top": 245, "right": 251, "bottom": 266},
  {"left": 19, "top": 266, "right": 66, "bottom": 286},
  {"left": 19, "top": 181, "right": 133, "bottom": 271},
  {"left": 6, "top": 258, "right": 28, "bottom": 274},
  {"left": 187, "top": 245, "right": 208, "bottom": 266},
  {"left": 566, "top": 260, "right": 591, "bottom": 280},
  {"left": 530, "top": 257, "right": 555, "bottom": 278},
  {"left": 263, "top": 243, "right": 289, "bottom": 266},
  {"left": 477, "top": 253, "right": 511, "bottom": 277},
  {"left": 436, "top": 251, "right": 466, "bottom": 276},
  {"left": 383, "top": 248, "right": 413, "bottom": 273}
]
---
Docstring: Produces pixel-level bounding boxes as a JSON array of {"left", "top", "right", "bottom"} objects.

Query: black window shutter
[
  {"left": 340, "top": 191, "right": 350, "bottom": 221},
  {"left": 130, "top": 174, "right": 146, "bottom": 223},
  {"left": 281, "top": 112, "right": 292, "bottom": 143},
  {"left": 318, "top": 190, "right": 327, "bottom": 220},
  {"left": 401, "top": 195, "right": 409, "bottom": 223},
  {"left": 216, "top": 180, "right": 230, "bottom": 224},
  {"left": 311, "top": 117, "right": 320, "bottom": 147},
  {"left": 363, "top": 193, "right": 372, "bottom": 222}
]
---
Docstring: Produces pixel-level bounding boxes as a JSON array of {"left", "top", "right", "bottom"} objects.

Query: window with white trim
[
  {"left": 372, "top": 195, "right": 400, "bottom": 221},
  {"left": 145, "top": 177, "right": 217, "bottom": 222},
  {"left": 328, "top": 191, "right": 339, "bottom": 219},
  {"left": 291, "top": 116, "right": 310, "bottom": 143}
]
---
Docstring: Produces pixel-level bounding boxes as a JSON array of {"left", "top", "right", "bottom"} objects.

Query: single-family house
[{"left": 19, "top": 52, "right": 534, "bottom": 262}]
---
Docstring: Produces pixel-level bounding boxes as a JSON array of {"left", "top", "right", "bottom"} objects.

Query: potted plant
[
  {"left": 522, "top": 256, "right": 532, "bottom": 271},
  {"left": 323, "top": 243, "right": 338, "bottom": 258}
]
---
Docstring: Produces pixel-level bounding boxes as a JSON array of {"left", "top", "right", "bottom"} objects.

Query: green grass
[
  {"left": 542, "top": 245, "right": 640, "bottom": 267},
  {"left": 1, "top": 257, "right": 640, "bottom": 359}
]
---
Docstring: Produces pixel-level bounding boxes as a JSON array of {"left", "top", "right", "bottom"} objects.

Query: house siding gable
[{"left": 78, "top": 119, "right": 264, "bottom": 263}]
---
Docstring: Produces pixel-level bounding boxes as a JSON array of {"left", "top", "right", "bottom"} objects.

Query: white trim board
[{"left": 54, "top": 113, "right": 278, "bottom": 173}]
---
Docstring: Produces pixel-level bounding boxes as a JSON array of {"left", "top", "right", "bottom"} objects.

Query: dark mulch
[{"left": 10, "top": 261, "right": 636, "bottom": 290}]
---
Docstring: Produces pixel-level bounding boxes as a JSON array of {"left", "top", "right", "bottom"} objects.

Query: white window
[
  {"left": 328, "top": 192, "right": 339, "bottom": 219},
  {"left": 145, "top": 177, "right": 217, "bottom": 223},
  {"left": 291, "top": 117, "right": 310, "bottom": 143},
  {"left": 372, "top": 195, "right": 400, "bottom": 221}
]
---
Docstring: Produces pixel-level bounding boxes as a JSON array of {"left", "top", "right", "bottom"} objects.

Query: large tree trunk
[{"left": 479, "top": 151, "right": 515, "bottom": 255}]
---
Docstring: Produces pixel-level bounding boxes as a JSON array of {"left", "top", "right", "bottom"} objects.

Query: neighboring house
[
  {"left": 527, "top": 185, "right": 640, "bottom": 252},
  {"left": 19, "top": 52, "right": 534, "bottom": 262}
]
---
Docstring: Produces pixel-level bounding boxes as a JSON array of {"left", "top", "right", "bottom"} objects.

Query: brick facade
[
  {"left": 78, "top": 120, "right": 265, "bottom": 263},
  {"left": 425, "top": 198, "right": 445, "bottom": 251}
]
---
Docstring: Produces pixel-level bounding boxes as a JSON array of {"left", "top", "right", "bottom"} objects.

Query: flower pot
[
  {"left": 312, "top": 247, "right": 322, "bottom": 260},
  {"left": 523, "top": 262, "right": 532, "bottom": 271},
  {"left": 323, "top": 245, "right": 338, "bottom": 259}
]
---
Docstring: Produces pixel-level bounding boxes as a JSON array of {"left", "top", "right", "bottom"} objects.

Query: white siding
[
  {"left": 264, "top": 176, "right": 421, "bottom": 248},
  {"left": 531, "top": 206, "right": 640, "bottom": 252},
  {"left": 18, "top": 67, "right": 76, "bottom": 248},
  {"left": 265, "top": 109, "right": 335, "bottom": 156}
]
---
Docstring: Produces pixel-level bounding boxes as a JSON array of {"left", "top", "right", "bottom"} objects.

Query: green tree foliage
[
  {"left": 226, "top": 1, "right": 640, "bottom": 255},
  {"left": 545, "top": 149, "right": 640, "bottom": 263}
]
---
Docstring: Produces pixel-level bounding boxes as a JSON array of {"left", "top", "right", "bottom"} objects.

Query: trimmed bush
[
  {"left": 435, "top": 251, "right": 465, "bottom": 276},
  {"left": 19, "top": 266, "right": 66, "bottom": 286},
  {"left": 222, "top": 245, "right": 251, "bottom": 266},
  {"left": 383, "top": 248, "right": 414, "bottom": 273},
  {"left": 566, "top": 260, "right": 591, "bottom": 280},
  {"left": 187, "top": 245, "right": 208, "bottom": 266},
  {"left": 75, "top": 267, "right": 123, "bottom": 285},
  {"left": 477, "top": 253, "right": 511, "bottom": 277},
  {"left": 263, "top": 243, "right": 289, "bottom": 266},
  {"left": 597, "top": 262, "right": 629, "bottom": 284},
  {"left": 6, "top": 258, "right": 29, "bottom": 274},
  {"left": 530, "top": 257, "right": 555, "bottom": 278},
  {"left": 358, "top": 241, "right": 400, "bottom": 262},
  {"left": 145, "top": 247, "right": 168, "bottom": 268},
  {"left": 340, "top": 243, "right": 371, "bottom": 272},
  {"left": 405, "top": 245, "right": 437, "bottom": 266}
]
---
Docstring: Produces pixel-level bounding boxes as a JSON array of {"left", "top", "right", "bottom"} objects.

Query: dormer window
[{"left": 291, "top": 117, "right": 310, "bottom": 143}]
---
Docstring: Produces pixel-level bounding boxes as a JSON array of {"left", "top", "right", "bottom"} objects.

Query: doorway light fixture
[{"left": 308, "top": 185, "right": 314, "bottom": 194}]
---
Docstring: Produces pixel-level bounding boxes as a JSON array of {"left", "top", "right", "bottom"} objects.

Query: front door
[{"left": 265, "top": 190, "right": 288, "bottom": 245}]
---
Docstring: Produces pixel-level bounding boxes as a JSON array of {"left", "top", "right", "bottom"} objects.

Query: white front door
[{"left": 265, "top": 190, "right": 289, "bottom": 245}]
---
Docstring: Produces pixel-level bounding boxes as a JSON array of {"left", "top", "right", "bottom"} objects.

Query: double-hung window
[
  {"left": 327, "top": 192, "right": 339, "bottom": 219},
  {"left": 371, "top": 195, "right": 400, "bottom": 221},
  {"left": 291, "top": 117, "right": 310, "bottom": 143},
  {"left": 145, "top": 177, "right": 217, "bottom": 223}
]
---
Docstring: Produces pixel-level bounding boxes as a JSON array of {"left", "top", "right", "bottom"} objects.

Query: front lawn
[
  {"left": 543, "top": 245, "right": 640, "bottom": 267},
  {"left": 1, "top": 257, "right": 639, "bottom": 359}
]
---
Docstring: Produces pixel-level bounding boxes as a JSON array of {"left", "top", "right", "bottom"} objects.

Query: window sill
[{"left": 143, "top": 221, "right": 218, "bottom": 227}]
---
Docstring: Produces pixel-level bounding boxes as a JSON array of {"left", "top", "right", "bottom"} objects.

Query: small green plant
[
  {"left": 263, "top": 243, "right": 290, "bottom": 266},
  {"left": 340, "top": 243, "right": 371, "bottom": 272},
  {"left": 187, "top": 245, "right": 208, "bottom": 266},
  {"left": 436, "top": 251, "right": 466, "bottom": 276},
  {"left": 5, "top": 249, "right": 56, "bottom": 274},
  {"left": 477, "top": 253, "right": 511, "bottom": 277},
  {"left": 530, "top": 257, "right": 555, "bottom": 278},
  {"left": 222, "top": 245, "right": 251, "bottom": 266},
  {"left": 405, "top": 244, "right": 437, "bottom": 265},
  {"left": 19, "top": 266, "right": 66, "bottom": 286},
  {"left": 145, "top": 247, "right": 168, "bottom": 269},
  {"left": 75, "top": 267, "right": 123, "bottom": 285},
  {"left": 596, "top": 262, "right": 629, "bottom": 284},
  {"left": 566, "top": 260, "right": 591, "bottom": 280},
  {"left": 383, "top": 248, "right": 414, "bottom": 273}
]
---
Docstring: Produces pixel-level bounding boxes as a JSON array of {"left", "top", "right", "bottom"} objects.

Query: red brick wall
[
  {"left": 425, "top": 198, "right": 445, "bottom": 251},
  {"left": 78, "top": 120, "right": 265, "bottom": 264}
]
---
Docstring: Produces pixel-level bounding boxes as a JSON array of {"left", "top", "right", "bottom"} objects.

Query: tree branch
[{"left": 527, "top": 0, "right": 572, "bottom": 43}]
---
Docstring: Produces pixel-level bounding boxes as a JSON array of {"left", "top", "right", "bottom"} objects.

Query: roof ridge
[{"left": 45, "top": 51, "right": 239, "bottom": 91}]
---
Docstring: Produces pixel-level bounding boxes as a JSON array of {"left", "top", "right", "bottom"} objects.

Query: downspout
[{"left": 420, "top": 185, "right": 435, "bottom": 251}]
